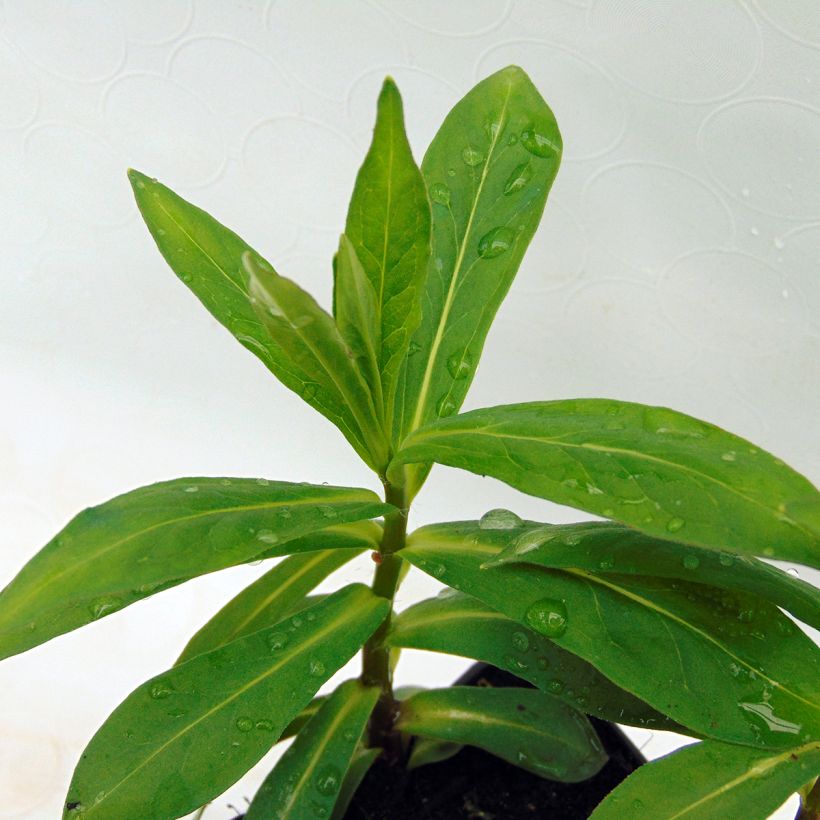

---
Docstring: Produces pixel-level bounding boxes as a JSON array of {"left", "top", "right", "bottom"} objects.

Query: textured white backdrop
[{"left": 0, "top": 1, "right": 818, "bottom": 817}]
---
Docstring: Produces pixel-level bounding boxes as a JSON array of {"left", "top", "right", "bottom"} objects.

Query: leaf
[
  {"left": 246, "top": 679, "right": 379, "bottom": 819},
  {"left": 177, "top": 548, "right": 362, "bottom": 664},
  {"left": 394, "top": 66, "right": 561, "bottom": 477},
  {"left": 488, "top": 521, "right": 820, "bottom": 630},
  {"left": 344, "top": 77, "right": 431, "bottom": 432},
  {"left": 407, "top": 737, "right": 463, "bottom": 770},
  {"left": 63, "top": 585, "right": 390, "bottom": 819},
  {"left": 330, "top": 746, "right": 380, "bottom": 820},
  {"left": 388, "top": 591, "right": 686, "bottom": 733},
  {"left": 0, "top": 478, "right": 391, "bottom": 661},
  {"left": 396, "top": 686, "right": 606, "bottom": 782},
  {"left": 403, "top": 522, "right": 820, "bottom": 749},
  {"left": 590, "top": 738, "right": 820, "bottom": 820},
  {"left": 390, "top": 399, "right": 820, "bottom": 567},
  {"left": 128, "top": 171, "right": 385, "bottom": 470},
  {"left": 244, "top": 251, "right": 388, "bottom": 471},
  {"left": 334, "top": 235, "right": 383, "bottom": 417}
]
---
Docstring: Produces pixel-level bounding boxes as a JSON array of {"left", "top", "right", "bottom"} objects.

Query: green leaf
[
  {"left": 334, "top": 235, "right": 383, "bottom": 418},
  {"left": 388, "top": 591, "right": 686, "bottom": 733},
  {"left": 407, "top": 737, "right": 463, "bottom": 770},
  {"left": 590, "top": 739, "right": 820, "bottom": 820},
  {"left": 0, "top": 478, "right": 390, "bottom": 661},
  {"left": 344, "top": 77, "right": 431, "bottom": 433},
  {"left": 177, "top": 548, "right": 362, "bottom": 664},
  {"left": 390, "top": 400, "right": 820, "bottom": 567},
  {"left": 403, "top": 522, "right": 820, "bottom": 749},
  {"left": 396, "top": 686, "right": 605, "bottom": 782},
  {"left": 128, "top": 171, "right": 385, "bottom": 470},
  {"left": 63, "top": 584, "right": 390, "bottom": 819},
  {"left": 330, "top": 746, "right": 380, "bottom": 820},
  {"left": 394, "top": 67, "right": 561, "bottom": 472},
  {"left": 246, "top": 679, "right": 379, "bottom": 819},
  {"left": 244, "top": 251, "right": 388, "bottom": 471},
  {"left": 488, "top": 521, "right": 820, "bottom": 630}
]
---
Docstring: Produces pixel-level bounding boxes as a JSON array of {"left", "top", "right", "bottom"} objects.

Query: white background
[{"left": 1, "top": 1, "right": 819, "bottom": 817}]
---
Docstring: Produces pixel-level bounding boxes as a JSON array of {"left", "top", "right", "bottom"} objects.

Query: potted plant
[{"left": 1, "top": 66, "right": 818, "bottom": 819}]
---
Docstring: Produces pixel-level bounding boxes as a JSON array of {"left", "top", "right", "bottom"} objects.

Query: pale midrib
[
  {"left": 567, "top": 568, "right": 819, "bottom": 715},
  {"left": 392, "top": 607, "right": 508, "bottom": 642},
  {"left": 88, "top": 599, "right": 377, "bottom": 814},
  {"left": 408, "top": 82, "right": 513, "bottom": 433},
  {"left": 408, "top": 427, "right": 811, "bottom": 540},
  {"left": 280, "top": 694, "right": 363, "bottom": 815},
  {"left": 5, "top": 495, "right": 367, "bottom": 619},
  {"left": 153, "top": 196, "right": 247, "bottom": 299},
  {"left": 667, "top": 741, "right": 820, "bottom": 819}
]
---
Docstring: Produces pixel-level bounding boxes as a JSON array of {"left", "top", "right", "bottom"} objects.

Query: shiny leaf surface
[
  {"left": 246, "top": 679, "right": 378, "bottom": 820},
  {"left": 391, "top": 400, "right": 820, "bottom": 566},
  {"left": 0, "top": 478, "right": 390, "bottom": 661},
  {"left": 396, "top": 686, "right": 605, "bottom": 782},
  {"left": 403, "top": 523, "right": 820, "bottom": 749},
  {"left": 591, "top": 738, "right": 820, "bottom": 820},
  {"left": 344, "top": 78, "right": 431, "bottom": 429},
  {"left": 388, "top": 591, "right": 686, "bottom": 732},
  {"left": 64, "top": 585, "right": 390, "bottom": 819}
]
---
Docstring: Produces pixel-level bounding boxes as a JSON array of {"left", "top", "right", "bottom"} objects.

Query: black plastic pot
[{"left": 343, "top": 663, "right": 645, "bottom": 819}]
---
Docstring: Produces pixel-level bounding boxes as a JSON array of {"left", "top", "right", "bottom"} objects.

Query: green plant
[{"left": 1, "top": 65, "right": 819, "bottom": 819}]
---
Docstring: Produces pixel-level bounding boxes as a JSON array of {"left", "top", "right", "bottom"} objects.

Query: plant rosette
[{"left": 1, "top": 66, "right": 818, "bottom": 820}]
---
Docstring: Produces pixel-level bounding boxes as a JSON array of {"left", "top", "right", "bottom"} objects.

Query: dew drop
[
  {"left": 256, "top": 719, "right": 274, "bottom": 731},
  {"left": 598, "top": 557, "right": 615, "bottom": 571},
  {"left": 721, "top": 451, "right": 737, "bottom": 462},
  {"left": 291, "top": 615, "right": 304, "bottom": 628},
  {"left": 236, "top": 716, "right": 254, "bottom": 732},
  {"left": 718, "top": 553, "right": 735, "bottom": 567},
  {"left": 314, "top": 763, "right": 342, "bottom": 795},
  {"left": 183, "top": 485, "right": 199, "bottom": 493},
  {"left": 309, "top": 658, "right": 326, "bottom": 677},
  {"left": 149, "top": 680, "right": 174, "bottom": 700},
  {"left": 407, "top": 340, "right": 422, "bottom": 356},
  {"left": 479, "top": 508, "right": 523, "bottom": 530},
  {"left": 511, "top": 631, "right": 530, "bottom": 652},
  {"left": 666, "top": 517, "right": 685, "bottom": 533},
  {"left": 302, "top": 383, "right": 318, "bottom": 400},
  {"left": 318, "top": 505, "right": 337, "bottom": 519},
  {"left": 256, "top": 529, "right": 280, "bottom": 545},
  {"left": 682, "top": 555, "right": 700, "bottom": 570},
  {"left": 478, "top": 226, "right": 514, "bottom": 259},
  {"left": 436, "top": 395, "right": 457, "bottom": 417},
  {"left": 484, "top": 119, "right": 501, "bottom": 140},
  {"left": 536, "top": 657, "right": 550, "bottom": 671},
  {"left": 447, "top": 168, "right": 456, "bottom": 177},
  {"left": 525, "top": 598, "right": 568, "bottom": 638},
  {"left": 446, "top": 352, "right": 472, "bottom": 380},
  {"left": 461, "top": 147, "right": 484, "bottom": 167},
  {"left": 343, "top": 728, "right": 358, "bottom": 742},
  {"left": 88, "top": 595, "right": 121, "bottom": 620},
  {"left": 503, "top": 162, "right": 533, "bottom": 195},
  {"left": 429, "top": 182, "right": 451, "bottom": 206},
  {"left": 267, "top": 632, "right": 289, "bottom": 651},
  {"left": 521, "top": 126, "right": 560, "bottom": 158},
  {"left": 547, "top": 679, "right": 564, "bottom": 694}
]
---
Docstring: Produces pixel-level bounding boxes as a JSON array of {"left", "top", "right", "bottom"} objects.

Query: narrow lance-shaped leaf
[
  {"left": 488, "top": 521, "right": 820, "bottom": 630},
  {"left": 344, "top": 77, "right": 431, "bottom": 431},
  {"left": 394, "top": 66, "right": 561, "bottom": 483},
  {"left": 330, "top": 747, "right": 380, "bottom": 820},
  {"left": 244, "top": 251, "right": 388, "bottom": 471},
  {"left": 177, "top": 548, "right": 363, "bottom": 664},
  {"left": 246, "top": 680, "right": 379, "bottom": 819},
  {"left": 388, "top": 591, "right": 687, "bottom": 733},
  {"left": 590, "top": 738, "right": 820, "bottom": 820},
  {"left": 396, "top": 687, "right": 606, "bottom": 783},
  {"left": 390, "top": 399, "right": 820, "bottom": 567},
  {"left": 64, "top": 585, "right": 390, "bottom": 820},
  {"left": 334, "top": 235, "right": 383, "bottom": 418},
  {"left": 0, "top": 478, "right": 391, "bottom": 661},
  {"left": 403, "top": 522, "right": 820, "bottom": 749},
  {"left": 129, "top": 171, "right": 384, "bottom": 470}
]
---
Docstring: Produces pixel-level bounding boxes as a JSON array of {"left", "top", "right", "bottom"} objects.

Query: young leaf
[
  {"left": 403, "top": 523, "right": 820, "bottom": 749},
  {"left": 396, "top": 686, "right": 606, "bottom": 782},
  {"left": 128, "top": 171, "right": 385, "bottom": 470},
  {"left": 590, "top": 738, "right": 820, "bottom": 820},
  {"left": 344, "top": 77, "right": 431, "bottom": 431},
  {"left": 0, "top": 478, "right": 391, "bottom": 661},
  {"left": 244, "top": 251, "right": 388, "bottom": 471},
  {"left": 388, "top": 591, "right": 686, "bottom": 733},
  {"left": 394, "top": 67, "right": 561, "bottom": 457},
  {"left": 245, "top": 679, "right": 379, "bottom": 819},
  {"left": 329, "top": 747, "right": 380, "bottom": 820},
  {"left": 390, "top": 400, "right": 820, "bottom": 567},
  {"left": 488, "top": 521, "right": 820, "bottom": 630},
  {"left": 408, "top": 737, "right": 463, "bottom": 770},
  {"left": 63, "top": 585, "right": 390, "bottom": 820},
  {"left": 177, "top": 548, "right": 362, "bottom": 664},
  {"left": 334, "top": 235, "right": 383, "bottom": 417}
]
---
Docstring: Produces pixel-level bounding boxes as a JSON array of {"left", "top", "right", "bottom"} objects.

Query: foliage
[{"left": 2, "top": 66, "right": 818, "bottom": 819}]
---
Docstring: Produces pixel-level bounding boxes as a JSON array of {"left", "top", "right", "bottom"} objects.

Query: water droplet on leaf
[
  {"left": 682, "top": 555, "right": 700, "bottom": 570},
  {"left": 446, "top": 352, "right": 472, "bottom": 380},
  {"left": 429, "top": 182, "right": 451, "bottom": 206},
  {"left": 511, "top": 631, "right": 530, "bottom": 652},
  {"left": 478, "top": 226, "right": 514, "bottom": 258},
  {"left": 666, "top": 517, "right": 685, "bottom": 533},
  {"left": 267, "top": 632, "right": 289, "bottom": 651},
  {"left": 461, "top": 147, "right": 484, "bottom": 166},
  {"left": 479, "top": 508, "right": 523, "bottom": 530},
  {"left": 525, "top": 598, "right": 568, "bottom": 638},
  {"left": 309, "top": 658, "right": 326, "bottom": 677},
  {"left": 236, "top": 716, "right": 254, "bottom": 732},
  {"left": 503, "top": 162, "right": 533, "bottom": 195},
  {"left": 521, "top": 126, "right": 560, "bottom": 158}
]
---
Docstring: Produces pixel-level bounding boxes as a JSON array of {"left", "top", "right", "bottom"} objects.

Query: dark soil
[{"left": 343, "top": 664, "right": 644, "bottom": 819}]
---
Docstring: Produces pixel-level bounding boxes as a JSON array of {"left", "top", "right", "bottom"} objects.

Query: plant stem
[
  {"left": 799, "top": 778, "right": 820, "bottom": 820},
  {"left": 361, "top": 481, "right": 407, "bottom": 760}
]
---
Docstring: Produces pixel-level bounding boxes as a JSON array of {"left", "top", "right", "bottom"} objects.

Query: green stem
[
  {"left": 361, "top": 482, "right": 407, "bottom": 760},
  {"left": 799, "top": 778, "right": 820, "bottom": 820}
]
